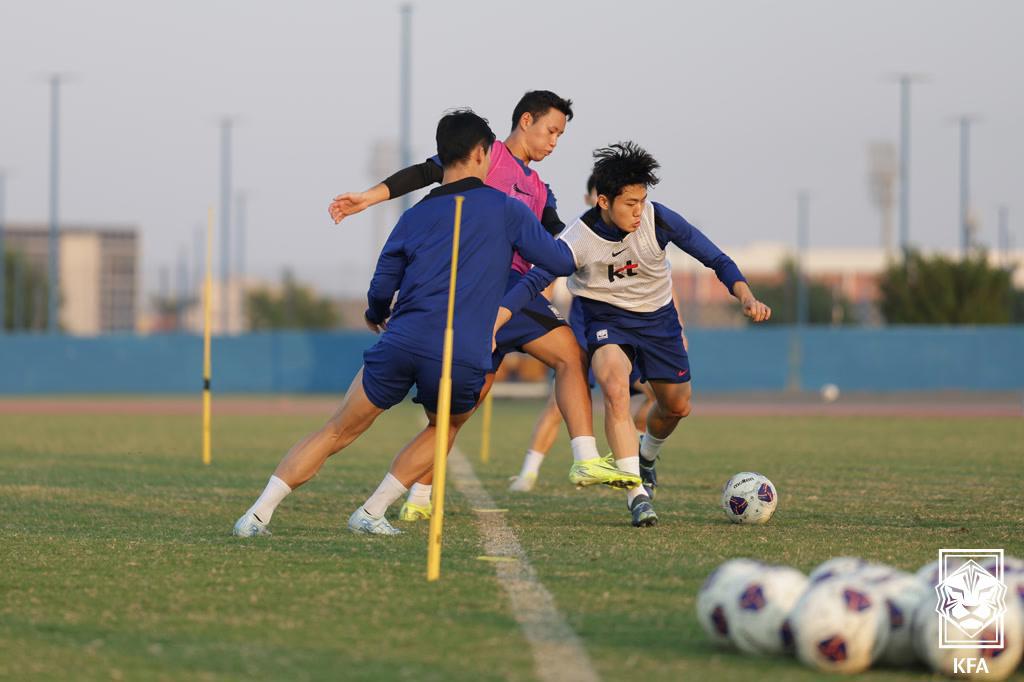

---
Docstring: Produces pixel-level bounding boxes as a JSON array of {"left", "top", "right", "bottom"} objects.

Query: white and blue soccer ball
[
  {"left": 721, "top": 472, "right": 778, "bottom": 524},
  {"left": 808, "top": 557, "right": 872, "bottom": 584},
  {"left": 696, "top": 558, "right": 763, "bottom": 647},
  {"left": 912, "top": 586, "right": 1024, "bottom": 680},
  {"left": 864, "top": 569, "right": 930, "bottom": 667},
  {"left": 790, "top": 575, "right": 891, "bottom": 674},
  {"left": 722, "top": 565, "right": 809, "bottom": 655}
]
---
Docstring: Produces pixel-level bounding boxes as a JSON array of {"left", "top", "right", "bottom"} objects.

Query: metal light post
[
  {"left": 955, "top": 116, "right": 978, "bottom": 257},
  {"left": 796, "top": 191, "right": 810, "bottom": 326},
  {"left": 399, "top": 4, "right": 413, "bottom": 212},
  {"left": 219, "top": 118, "right": 233, "bottom": 333},
  {"left": 47, "top": 75, "right": 68, "bottom": 333}
]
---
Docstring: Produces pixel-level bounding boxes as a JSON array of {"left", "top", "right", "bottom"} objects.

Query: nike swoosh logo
[
  {"left": 512, "top": 183, "right": 533, "bottom": 196},
  {"left": 678, "top": 369, "right": 689, "bottom": 377},
  {"left": 612, "top": 249, "right": 627, "bottom": 257}
]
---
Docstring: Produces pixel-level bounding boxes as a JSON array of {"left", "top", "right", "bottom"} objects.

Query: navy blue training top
[{"left": 367, "top": 177, "right": 575, "bottom": 371}]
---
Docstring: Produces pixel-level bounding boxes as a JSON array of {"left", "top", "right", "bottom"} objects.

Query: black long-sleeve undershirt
[{"left": 381, "top": 162, "right": 565, "bottom": 237}]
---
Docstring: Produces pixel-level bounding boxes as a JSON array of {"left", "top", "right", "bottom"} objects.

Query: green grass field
[{"left": 2, "top": 399, "right": 1023, "bottom": 681}]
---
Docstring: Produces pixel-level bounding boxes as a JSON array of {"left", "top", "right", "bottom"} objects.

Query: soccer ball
[
  {"left": 721, "top": 472, "right": 778, "bottom": 524},
  {"left": 916, "top": 556, "right": 968, "bottom": 586},
  {"left": 808, "top": 557, "right": 871, "bottom": 584},
  {"left": 723, "top": 565, "right": 809, "bottom": 655},
  {"left": 982, "top": 555, "right": 1024, "bottom": 611},
  {"left": 866, "top": 569, "right": 930, "bottom": 667},
  {"left": 790, "top": 576, "right": 890, "bottom": 674},
  {"left": 912, "top": 588, "right": 1024, "bottom": 680},
  {"left": 696, "top": 558, "right": 762, "bottom": 646}
]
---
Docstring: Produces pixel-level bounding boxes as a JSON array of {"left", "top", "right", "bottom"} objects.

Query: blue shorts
[
  {"left": 362, "top": 341, "right": 486, "bottom": 415},
  {"left": 492, "top": 271, "right": 569, "bottom": 373},
  {"left": 584, "top": 306, "right": 690, "bottom": 384},
  {"left": 569, "top": 296, "right": 644, "bottom": 388}
]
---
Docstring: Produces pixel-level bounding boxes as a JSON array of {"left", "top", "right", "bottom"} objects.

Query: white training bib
[{"left": 560, "top": 202, "right": 672, "bottom": 313}]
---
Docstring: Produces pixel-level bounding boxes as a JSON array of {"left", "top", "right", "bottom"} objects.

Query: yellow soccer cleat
[
  {"left": 398, "top": 500, "right": 432, "bottom": 521},
  {"left": 569, "top": 457, "right": 642, "bottom": 490}
]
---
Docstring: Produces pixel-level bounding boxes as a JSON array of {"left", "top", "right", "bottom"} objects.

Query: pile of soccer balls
[{"left": 697, "top": 555, "right": 1024, "bottom": 679}]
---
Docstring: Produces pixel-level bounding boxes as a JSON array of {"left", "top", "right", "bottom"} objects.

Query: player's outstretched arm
[
  {"left": 500, "top": 268, "right": 556, "bottom": 317},
  {"left": 329, "top": 183, "right": 390, "bottom": 224},
  {"left": 328, "top": 158, "right": 444, "bottom": 224},
  {"left": 731, "top": 281, "right": 772, "bottom": 323}
]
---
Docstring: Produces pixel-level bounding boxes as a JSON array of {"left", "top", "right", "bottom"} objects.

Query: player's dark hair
[
  {"left": 591, "top": 142, "right": 661, "bottom": 202},
  {"left": 435, "top": 108, "right": 496, "bottom": 167},
  {"left": 510, "top": 90, "right": 574, "bottom": 131}
]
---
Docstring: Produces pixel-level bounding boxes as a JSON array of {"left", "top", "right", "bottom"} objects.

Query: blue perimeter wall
[{"left": 0, "top": 328, "right": 1022, "bottom": 394}]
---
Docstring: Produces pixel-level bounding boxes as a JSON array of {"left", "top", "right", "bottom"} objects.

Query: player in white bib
[{"left": 496, "top": 142, "right": 771, "bottom": 526}]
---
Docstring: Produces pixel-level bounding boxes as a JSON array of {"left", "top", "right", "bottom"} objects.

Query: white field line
[{"left": 447, "top": 445, "right": 600, "bottom": 682}]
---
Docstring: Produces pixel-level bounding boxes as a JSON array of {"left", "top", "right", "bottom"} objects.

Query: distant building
[{"left": 4, "top": 224, "right": 139, "bottom": 335}]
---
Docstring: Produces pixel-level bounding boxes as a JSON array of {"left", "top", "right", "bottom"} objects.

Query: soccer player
[
  {"left": 496, "top": 142, "right": 771, "bottom": 526},
  {"left": 232, "top": 109, "right": 577, "bottom": 537},
  {"left": 508, "top": 174, "right": 665, "bottom": 492},
  {"left": 328, "top": 91, "right": 639, "bottom": 520}
]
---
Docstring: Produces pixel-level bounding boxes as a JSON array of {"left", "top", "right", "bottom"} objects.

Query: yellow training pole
[
  {"left": 427, "top": 195, "right": 464, "bottom": 582},
  {"left": 479, "top": 391, "right": 493, "bottom": 463},
  {"left": 202, "top": 206, "right": 213, "bottom": 466}
]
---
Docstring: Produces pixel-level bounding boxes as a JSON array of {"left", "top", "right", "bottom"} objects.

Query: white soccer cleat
[
  {"left": 347, "top": 507, "right": 402, "bottom": 536},
  {"left": 232, "top": 512, "right": 271, "bottom": 537},
  {"left": 508, "top": 472, "right": 538, "bottom": 492}
]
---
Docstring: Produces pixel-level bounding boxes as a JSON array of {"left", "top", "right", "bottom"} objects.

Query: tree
[
  {"left": 879, "top": 250, "right": 1014, "bottom": 324},
  {"left": 753, "top": 259, "right": 854, "bottom": 325},
  {"left": 3, "top": 249, "right": 51, "bottom": 331},
  {"left": 247, "top": 270, "right": 339, "bottom": 330}
]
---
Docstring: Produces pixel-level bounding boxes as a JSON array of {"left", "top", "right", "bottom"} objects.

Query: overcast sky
[{"left": 1, "top": 0, "right": 1021, "bottom": 297}]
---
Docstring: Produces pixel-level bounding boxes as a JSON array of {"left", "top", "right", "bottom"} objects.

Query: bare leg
[
  {"left": 273, "top": 368, "right": 385, "bottom": 489},
  {"left": 645, "top": 380, "right": 692, "bottom": 440},
  {"left": 403, "top": 372, "right": 496, "bottom": 487},
  {"left": 521, "top": 326, "right": 593, "bottom": 439},
  {"left": 388, "top": 406, "right": 474, "bottom": 486},
  {"left": 631, "top": 380, "right": 657, "bottom": 433},
  {"left": 527, "top": 389, "right": 563, "bottom": 455},
  {"left": 591, "top": 345, "right": 638, "bottom": 461}
]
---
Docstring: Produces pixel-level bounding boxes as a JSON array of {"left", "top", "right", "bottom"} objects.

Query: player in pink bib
[{"left": 329, "top": 92, "right": 641, "bottom": 518}]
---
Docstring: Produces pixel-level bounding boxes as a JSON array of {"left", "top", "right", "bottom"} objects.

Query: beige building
[{"left": 4, "top": 224, "right": 139, "bottom": 335}]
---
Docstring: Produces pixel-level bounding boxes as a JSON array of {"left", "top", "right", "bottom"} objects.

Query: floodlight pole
[
  {"left": 796, "top": 191, "right": 809, "bottom": 327},
  {"left": 998, "top": 205, "right": 1010, "bottom": 269},
  {"left": 219, "top": 118, "right": 233, "bottom": 333},
  {"left": 399, "top": 4, "right": 413, "bottom": 213},
  {"left": 47, "top": 75, "right": 65, "bottom": 334},
  {"left": 0, "top": 170, "right": 6, "bottom": 333},
  {"left": 956, "top": 116, "right": 976, "bottom": 257}
]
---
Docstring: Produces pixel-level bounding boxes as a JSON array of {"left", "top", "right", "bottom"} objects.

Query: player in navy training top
[{"left": 232, "top": 110, "right": 575, "bottom": 538}]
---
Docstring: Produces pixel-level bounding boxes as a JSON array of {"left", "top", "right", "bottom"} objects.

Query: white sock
[
  {"left": 408, "top": 482, "right": 432, "bottom": 507},
  {"left": 519, "top": 449, "right": 545, "bottom": 477},
  {"left": 247, "top": 475, "right": 292, "bottom": 525},
  {"left": 618, "top": 456, "right": 647, "bottom": 506},
  {"left": 362, "top": 473, "right": 408, "bottom": 518},
  {"left": 640, "top": 430, "right": 667, "bottom": 463},
  {"left": 570, "top": 436, "right": 599, "bottom": 462}
]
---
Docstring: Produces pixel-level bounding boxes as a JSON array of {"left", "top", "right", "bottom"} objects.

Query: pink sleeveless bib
[{"left": 485, "top": 141, "right": 548, "bottom": 274}]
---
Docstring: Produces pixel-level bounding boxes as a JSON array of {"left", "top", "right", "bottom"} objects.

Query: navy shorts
[
  {"left": 585, "top": 309, "right": 690, "bottom": 384},
  {"left": 491, "top": 271, "right": 569, "bottom": 373},
  {"left": 362, "top": 341, "right": 485, "bottom": 415},
  {"left": 569, "top": 296, "right": 644, "bottom": 388}
]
